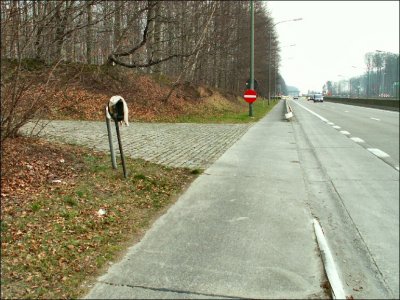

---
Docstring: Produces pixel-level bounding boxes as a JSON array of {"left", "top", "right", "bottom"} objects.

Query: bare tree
[{"left": 1, "top": 0, "right": 280, "bottom": 105}]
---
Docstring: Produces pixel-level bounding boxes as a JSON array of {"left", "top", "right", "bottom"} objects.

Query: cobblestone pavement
[{"left": 21, "top": 120, "right": 253, "bottom": 169}]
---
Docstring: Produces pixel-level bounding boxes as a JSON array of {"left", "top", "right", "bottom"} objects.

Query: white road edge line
[
  {"left": 313, "top": 219, "right": 346, "bottom": 299},
  {"left": 367, "top": 148, "right": 390, "bottom": 158},
  {"left": 350, "top": 137, "right": 365, "bottom": 143},
  {"left": 370, "top": 117, "right": 380, "bottom": 121},
  {"left": 292, "top": 101, "right": 328, "bottom": 122},
  {"left": 396, "top": 166, "right": 399, "bottom": 171}
]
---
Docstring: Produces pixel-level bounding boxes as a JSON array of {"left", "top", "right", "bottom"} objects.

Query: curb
[{"left": 313, "top": 219, "right": 347, "bottom": 299}]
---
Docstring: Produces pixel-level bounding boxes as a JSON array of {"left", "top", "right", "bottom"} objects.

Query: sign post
[
  {"left": 249, "top": 0, "right": 255, "bottom": 116},
  {"left": 114, "top": 118, "right": 127, "bottom": 179},
  {"left": 244, "top": 89, "right": 257, "bottom": 116},
  {"left": 105, "top": 106, "right": 117, "bottom": 169},
  {"left": 107, "top": 96, "right": 129, "bottom": 179}
]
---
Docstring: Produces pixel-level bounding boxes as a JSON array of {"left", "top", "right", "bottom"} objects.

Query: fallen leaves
[
  {"left": 1, "top": 136, "right": 198, "bottom": 300},
  {"left": 5, "top": 62, "right": 246, "bottom": 124},
  {"left": 1, "top": 64, "right": 237, "bottom": 299}
]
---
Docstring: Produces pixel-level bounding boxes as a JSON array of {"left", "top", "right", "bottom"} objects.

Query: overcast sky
[{"left": 265, "top": 1, "right": 400, "bottom": 94}]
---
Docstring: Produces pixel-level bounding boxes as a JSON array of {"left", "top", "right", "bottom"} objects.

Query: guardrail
[{"left": 323, "top": 97, "right": 399, "bottom": 111}]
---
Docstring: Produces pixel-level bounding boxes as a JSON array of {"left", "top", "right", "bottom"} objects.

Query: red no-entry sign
[{"left": 244, "top": 89, "right": 257, "bottom": 104}]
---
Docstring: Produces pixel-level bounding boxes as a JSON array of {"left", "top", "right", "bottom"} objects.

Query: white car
[{"left": 313, "top": 94, "right": 324, "bottom": 102}]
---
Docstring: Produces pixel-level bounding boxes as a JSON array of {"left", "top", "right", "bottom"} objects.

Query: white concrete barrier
[{"left": 285, "top": 99, "right": 293, "bottom": 120}]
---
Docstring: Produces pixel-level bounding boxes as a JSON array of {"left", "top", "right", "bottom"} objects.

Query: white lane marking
[
  {"left": 350, "top": 137, "right": 365, "bottom": 143},
  {"left": 344, "top": 110, "right": 349, "bottom": 113},
  {"left": 332, "top": 125, "right": 341, "bottom": 129},
  {"left": 327, "top": 122, "right": 334, "bottom": 125},
  {"left": 340, "top": 131, "right": 350, "bottom": 135},
  {"left": 370, "top": 117, "right": 380, "bottom": 121},
  {"left": 293, "top": 101, "right": 329, "bottom": 122},
  {"left": 228, "top": 217, "right": 249, "bottom": 223},
  {"left": 313, "top": 219, "right": 346, "bottom": 300},
  {"left": 396, "top": 166, "right": 399, "bottom": 171},
  {"left": 367, "top": 148, "right": 390, "bottom": 158}
]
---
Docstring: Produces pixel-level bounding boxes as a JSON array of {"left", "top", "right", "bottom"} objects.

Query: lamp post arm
[{"left": 272, "top": 18, "right": 303, "bottom": 28}]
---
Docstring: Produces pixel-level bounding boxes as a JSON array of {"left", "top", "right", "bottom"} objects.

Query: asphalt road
[
  {"left": 294, "top": 98, "right": 399, "bottom": 171},
  {"left": 291, "top": 98, "right": 399, "bottom": 298}
]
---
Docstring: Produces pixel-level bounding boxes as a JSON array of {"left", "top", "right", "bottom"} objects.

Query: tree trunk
[
  {"left": 114, "top": 1, "right": 121, "bottom": 51},
  {"left": 86, "top": 2, "right": 93, "bottom": 64}
]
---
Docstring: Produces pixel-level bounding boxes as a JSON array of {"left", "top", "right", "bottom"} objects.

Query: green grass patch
[
  {"left": 190, "top": 169, "right": 203, "bottom": 175},
  {"left": 134, "top": 173, "right": 147, "bottom": 180},
  {"left": 63, "top": 195, "right": 78, "bottom": 207},
  {"left": 31, "top": 202, "right": 42, "bottom": 212},
  {"left": 175, "top": 97, "right": 278, "bottom": 123}
]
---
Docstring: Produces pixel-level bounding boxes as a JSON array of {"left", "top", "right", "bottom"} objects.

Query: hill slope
[{"left": 3, "top": 61, "right": 248, "bottom": 123}]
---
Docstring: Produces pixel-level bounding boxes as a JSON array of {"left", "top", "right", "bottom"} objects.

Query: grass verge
[
  {"left": 1, "top": 139, "right": 199, "bottom": 299},
  {"left": 175, "top": 98, "right": 279, "bottom": 123}
]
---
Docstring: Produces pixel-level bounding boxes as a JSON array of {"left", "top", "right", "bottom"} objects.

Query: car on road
[
  {"left": 313, "top": 94, "right": 323, "bottom": 102},
  {"left": 293, "top": 96, "right": 299, "bottom": 100}
]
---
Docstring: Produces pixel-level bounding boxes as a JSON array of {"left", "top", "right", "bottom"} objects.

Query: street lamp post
[
  {"left": 376, "top": 50, "right": 388, "bottom": 97},
  {"left": 349, "top": 78, "right": 352, "bottom": 97},
  {"left": 268, "top": 18, "right": 302, "bottom": 105},
  {"left": 337, "top": 74, "right": 346, "bottom": 97},
  {"left": 248, "top": 0, "right": 254, "bottom": 117},
  {"left": 351, "top": 66, "right": 360, "bottom": 97},
  {"left": 375, "top": 50, "right": 384, "bottom": 97}
]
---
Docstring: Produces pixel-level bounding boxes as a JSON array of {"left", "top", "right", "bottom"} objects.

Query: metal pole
[
  {"left": 114, "top": 121, "right": 127, "bottom": 179},
  {"left": 105, "top": 107, "right": 117, "bottom": 169},
  {"left": 268, "top": 31, "right": 271, "bottom": 105},
  {"left": 249, "top": 0, "right": 254, "bottom": 117},
  {"left": 349, "top": 78, "right": 352, "bottom": 97}
]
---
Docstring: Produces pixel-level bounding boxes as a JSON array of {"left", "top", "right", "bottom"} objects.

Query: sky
[{"left": 265, "top": 1, "right": 400, "bottom": 94}]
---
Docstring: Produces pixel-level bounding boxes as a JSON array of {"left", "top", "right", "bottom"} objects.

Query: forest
[
  {"left": 1, "top": 0, "right": 286, "bottom": 142},
  {"left": 0, "top": 1, "right": 286, "bottom": 95},
  {"left": 324, "top": 51, "right": 399, "bottom": 98}
]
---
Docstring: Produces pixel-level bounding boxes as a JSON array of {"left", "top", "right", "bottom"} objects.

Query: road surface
[{"left": 291, "top": 98, "right": 399, "bottom": 298}]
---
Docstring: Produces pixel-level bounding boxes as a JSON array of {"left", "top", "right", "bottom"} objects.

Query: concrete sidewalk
[{"left": 84, "top": 101, "right": 327, "bottom": 299}]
